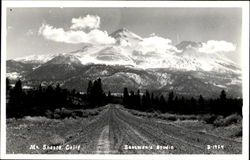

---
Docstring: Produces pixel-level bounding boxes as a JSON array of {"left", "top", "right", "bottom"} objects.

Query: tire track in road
[
  {"left": 96, "top": 125, "right": 110, "bottom": 154},
  {"left": 41, "top": 105, "right": 241, "bottom": 154},
  {"left": 113, "top": 107, "right": 205, "bottom": 154},
  {"left": 44, "top": 106, "right": 110, "bottom": 154},
  {"left": 116, "top": 106, "right": 241, "bottom": 154},
  {"left": 114, "top": 112, "right": 151, "bottom": 144}
]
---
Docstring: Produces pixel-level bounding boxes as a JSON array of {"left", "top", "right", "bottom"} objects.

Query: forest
[{"left": 6, "top": 78, "right": 242, "bottom": 118}]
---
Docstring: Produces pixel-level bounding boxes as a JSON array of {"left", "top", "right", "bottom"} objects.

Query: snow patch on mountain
[
  {"left": 14, "top": 53, "right": 57, "bottom": 64},
  {"left": 152, "top": 72, "right": 173, "bottom": 86},
  {"left": 45, "top": 54, "right": 82, "bottom": 65},
  {"left": 12, "top": 28, "right": 240, "bottom": 74},
  {"left": 7, "top": 72, "right": 22, "bottom": 79}
]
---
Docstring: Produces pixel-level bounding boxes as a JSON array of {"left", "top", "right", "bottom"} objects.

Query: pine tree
[
  {"left": 141, "top": 94, "right": 147, "bottom": 111},
  {"left": 159, "top": 95, "right": 166, "bottom": 112},
  {"left": 90, "top": 78, "right": 105, "bottom": 107},
  {"left": 190, "top": 97, "right": 197, "bottom": 113},
  {"left": 145, "top": 90, "right": 151, "bottom": 111},
  {"left": 129, "top": 90, "right": 135, "bottom": 107},
  {"left": 10, "top": 79, "right": 23, "bottom": 104},
  {"left": 86, "top": 80, "right": 93, "bottom": 106},
  {"left": 198, "top": 95, "right": 205, "bottom": 108},
  {"left": 6, "top": 78, "right": 11, "bottom": 91},
  {"left": 87, "top": 80, "right": 93, "bottom": 95},
  {"left": 8, "top": 79, "right": 24, "bottom": 117},
  {"left": 219, "top": 90, "right": 227, "bottom": 115},
  {"left": 136, "top": 89, "right": 141, "bottom": 109},
  {"left": 167, "top": 91, "right": 174, "bottom": 111},
  {"left": 123, "top": 87, "right": 129, "bottom": 106},
  {"left": 107, "top": 91, "right": 112, "bottom": 103},
  {"left": 174, "top": 96, "right": 179, "bottom": 112},
  {"left": 220, "top": 90, "right": 227, "bottom": 101}
]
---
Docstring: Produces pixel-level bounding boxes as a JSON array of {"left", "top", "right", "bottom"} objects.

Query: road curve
[{"left": 46, "top": 104, "right": 242, "bottom": 154}]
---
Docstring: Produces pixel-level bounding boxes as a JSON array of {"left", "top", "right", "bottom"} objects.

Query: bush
[
  {"left": 204, "top": 113, "right": 242, "bottom": 127},
  {"left": 231, "top": 128, "right": 242, "bottom": 137},
  {"left": 45, "top": 110, "right": 53, "bottom": 119},
  {"left": 201, "top": 114, "right": 217, "bottom": 124},
  {"left": 167, "top": 116, "right": 177, "bottom": 121},
  {"left": 213, "top": 115, "right": 224, "bottom": 127},
  {"left": 50, "top": 134, "right": 65, "bottom": 145},
  {"left": 159, "top": 115, "right": 177, "bottom": 121},
  {"left": 223, "top": 114, "right": 241, "bottom": 126}
]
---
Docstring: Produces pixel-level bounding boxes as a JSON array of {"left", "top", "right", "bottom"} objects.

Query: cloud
[
  {"left": 26, "top": 29, "right": 34, "bottom": 36},
  {"left": 138, "top": 35, "right": 180, "bottom": 54},
  {"left": 120, "top": 39, "right": 131, "bottom": 47},
  {"left": 38, "top": 15, "right": 115, "bottom": 45},
  {"left": 199, "top": 40, "right": 236, "bottom": 53},
  {"left": 7, "top": 26, "right": 13, "bottom": 30},
  {"left": 70, "top": 15, "right": 100, "bottom": 30}
]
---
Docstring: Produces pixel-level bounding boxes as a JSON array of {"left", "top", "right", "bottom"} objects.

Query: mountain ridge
[{"left": 7, "top": 28, "right": 242, "bottom": 98}]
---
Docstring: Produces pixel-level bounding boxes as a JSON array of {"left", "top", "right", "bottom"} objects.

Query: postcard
[{"left": 1, "top": 1, "right": 249, "bottom": 160}]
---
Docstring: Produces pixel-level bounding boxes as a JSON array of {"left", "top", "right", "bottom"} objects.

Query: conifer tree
[
  {"left": 123, "top": 87, "right": 129, "bottom": 106},
  {"left": 6, "top": 78, "right": 11, "bottom": 91}
]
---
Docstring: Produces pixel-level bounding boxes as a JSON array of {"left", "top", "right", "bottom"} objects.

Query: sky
[{"left": 6, "top": 8, "right": 242, "bottom": 63}]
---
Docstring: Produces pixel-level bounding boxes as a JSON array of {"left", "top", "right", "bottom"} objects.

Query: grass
[
  {"left": 125, "top": 107, "right": 242, "bottom": 142},
  {"left": 126, "top": 107, "right": 242, "bottom": 128},
  {"left": 127, "top": 108, "right": 199, "bottom": 121},
  {"left": 201, "top": 113, "right": 242, "bottom": 127},
  {"left": 44, "top": 105, "right": 108, "bottom": 119}
]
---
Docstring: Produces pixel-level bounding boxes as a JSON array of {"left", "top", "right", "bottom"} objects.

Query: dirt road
[{"left": 43, "top": 104, "right": 241, "bottom": 154}]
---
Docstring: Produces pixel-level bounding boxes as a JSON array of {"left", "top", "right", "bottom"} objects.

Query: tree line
[
  {"left": 122, "top": 88, "right": 242, "bottom": 116},
  {"left": 6, "top": 78, "right": 108, "bottom": 118},
  {"left": 6, "top": 78, "right": 242, "bottom": 118}
]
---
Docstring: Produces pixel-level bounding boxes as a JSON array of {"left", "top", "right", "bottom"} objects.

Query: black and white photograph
[{"left": 1, "top": 1, "right": 249, "bottom": 160}]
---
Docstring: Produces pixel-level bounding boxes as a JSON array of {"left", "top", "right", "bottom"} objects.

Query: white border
[{"left": 1, "top": 1, "right": 249, "bottom": 160}]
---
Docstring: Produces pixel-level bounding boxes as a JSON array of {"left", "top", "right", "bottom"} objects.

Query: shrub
[
  {"left": 207, "top": 114, "right": 242, "bottom": 127},
  {"left": 50, "top": 135, "right": 65, "bottom": 145},
  {"left": 73, "top": 110, "right": 83, "bottom": 117},
  {"left": 223, "top": 114, "right": 241, "bottom": 126},
  {"left": 201, "top": 114, "right": 217, "bottom": 124},
  {"left": 232, "top": 128, "right": 242, "bottom": 137},
  {"left": 167, "top": 116, "right": 177, "bottom": 121},
  {"left": 213, "top": 115, "right": 224, "bottom": 127},
  {"left": 45, "top": 110, "right": 53, "bottom": 119}
]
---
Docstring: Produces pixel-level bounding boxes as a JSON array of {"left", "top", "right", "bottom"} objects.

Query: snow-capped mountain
[
  {"left": 14, "top": 53, "right": 57, "bottom": 64},
  {"left": 7, "top": 28, "right": 242, "bottom": 98},
  {"left": 12, "top": 28, "right": 240, "bottom": 73},
  {"left": 109, "top": 27, "right": 143, "bottom": 46},
  {"left": 45, "top": 54, "right": 82, "bottom": 65}
]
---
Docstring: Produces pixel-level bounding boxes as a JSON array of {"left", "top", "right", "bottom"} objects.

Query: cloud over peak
[
  {"left": 38, "top": 15, "right": 115, "bottom": 45},
  {"left": 138, "top": 35, "right": 180, "bottom": 54},
  {"left": 199, "top": 40, "right": 236, "bottom": 53},
  {"left": 70, "top": 15, "right": 100, "bottom": 30}
]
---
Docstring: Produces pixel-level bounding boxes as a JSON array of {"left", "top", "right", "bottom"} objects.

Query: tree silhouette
[
  {"left": 107, "top": 91, "right": 112, "bottom": 103},
  {"left": 6, "top": 78, "right": 242, "bottom": 118},
  {"left": 6, "top": 78, "right": 11, "bottom": 91},
  {"left": 219, "top": 90, "right": 228, "bottom": 115},
  {"left": 159, "top": 95, "right": 166, "bottom": 112},
  {"left": 167, "top": 91, "right": 174, "bottom": 111},
  {"left": 220, "top": 90, "right": 227, "bottom": 100},
  {"left": 86, "top": 78, "right": 105, "bottom": 107},
  {"left": 123, "top": 87, "right": 129, "bottom": 106},
  {"left": 135, "top": 89, "right": 141, "bottom": 110},
  {"left": 87, "top": 80, "right": 93, "bottom": 105},
  {"left": 8, "top": 79, "right": 24, "bottom": 117},
  {"left": 198, "top": 95, "right": 204, "bottom": 107},
  {"left": 145, "top": 90, "right": 151, "bottom": 111}
]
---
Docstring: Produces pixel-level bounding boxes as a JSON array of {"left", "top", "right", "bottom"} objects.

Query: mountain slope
[
  {"left": 10, "top": 28, "right": 240, "bottom": 73},
  {"left": 6, "top": 28, "right": 242, "bottom": 98}
]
